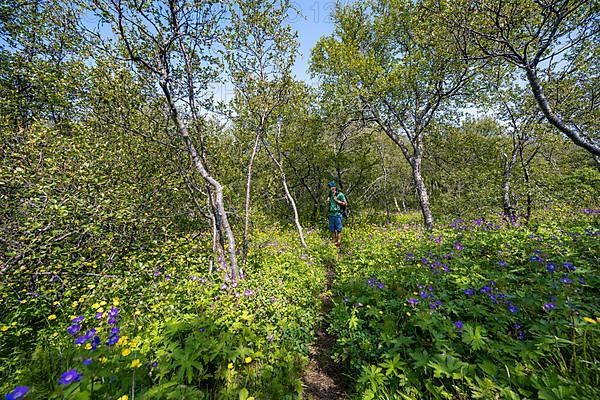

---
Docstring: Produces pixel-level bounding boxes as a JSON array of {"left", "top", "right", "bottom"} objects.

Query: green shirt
[{"left": 328, "top": 192, "right": 347, "bottom": 216}]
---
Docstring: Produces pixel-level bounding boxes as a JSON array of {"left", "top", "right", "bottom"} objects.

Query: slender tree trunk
[
  {"left": 411, "top": 155, "right": 434, "bottom": 230},
  {"left": 242, "top": 129, "right": 262, "bottom": 264},
  {"left": 281, "top": 173, "right": 307, "bottom": 248},
  {"left": 159, "top": 80, "right": 239, "bottom": 279},
  {"left": 501, "top": 146, "right": 519, "bottom": 224},
  {"left": 377, "top": 146, "right": 391, "bottom": 223},
  {"left": 261, "top": 126, "right": 307, "bottom": 248},
  {"left": 519, "top": 148, "right": 533, "bottom": 224}
]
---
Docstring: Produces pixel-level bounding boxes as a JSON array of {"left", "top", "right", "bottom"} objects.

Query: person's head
[{"left": 328, "top": 181, "right": 337, "bottom": 193}]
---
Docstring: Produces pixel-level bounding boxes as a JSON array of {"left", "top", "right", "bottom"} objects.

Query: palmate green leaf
[
  {"left": 409, "top": 349, "right": 431, "bottom": 370},
  {"left": 427, "top": 354, "right": 469, "bottom": 379},
  {"left": 462, "top": 324, "right": 489, "bottom": 351}
]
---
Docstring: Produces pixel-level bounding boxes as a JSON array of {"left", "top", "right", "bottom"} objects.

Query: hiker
[{"left": 327, "top": 181, "right": 347, "bottom": 247}]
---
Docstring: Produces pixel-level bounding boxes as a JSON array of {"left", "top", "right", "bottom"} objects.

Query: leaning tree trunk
[
  {"left": 242, "top": 129, "right": 262, "bottom": 265},
  {"left": 159, "top": 79, "right": 239, "bottom": 279},
  {"left": 525, "top": 66, "right": 600, "bottom": 157},
  {"left": 281, "top": 173, "right": 307, "bottom": 248},
  {"left": 261, "top": 134, "right": 307, "bottom": 248},
  {"left": 411, "top": 155, "right": 434, "bottom": 230}
]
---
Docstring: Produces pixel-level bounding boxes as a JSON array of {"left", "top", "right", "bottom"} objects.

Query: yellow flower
[
  {"left": 0, "top": 326, "right": 9, "bottom": 332},
  {"left": 87, "top": 284, "right": 95, "bottom": 289},
  {"left": 122, "top": 348, "right": 131, "bottom": 356},
  {"left": 47, "top": 314, "right": 57, "bottom": 321},
  {"left": 96, "top": 307, "right": 104, "bottom": 313},
  {"left": 72, "top": 301, "right": 79, "bottom": 308},
  {"left": 583, "top": 317, "right": 597, "bottom": 324},
  {"left": 85, "top": 343, "right": 92, "bottom": 350},
  {"left": 129, "top": 339, "right": 139, "bottom": 349},
  {"left": 51, "top": 332, "right": 59, "bottom": 338},
  {"left": 244, "top": 357, "right": 252, "bottom": 364},
  {"left": 99, "top": 356, "right": 108, "bottom": 364},
  {"left": 227, "top": 363, "right": 234, "bottom": 370},
  {"left": 134, "top": 310, "right": 141, "bottom": 316},
  {"left": 117, "top": 336, "right": 129, "bottom": 346},
  {"left": 92, "top": 303, "right": 101, "bottom": 309},
  {"left": 100, "top": 301, "right": 107, "bottom": 306},
  {"left": 116, "top": 396, "right": 128, "bottom": 400},
  {"left": 248, "top": 397, "right": 255, "bottom": 400},
  {"left": 53, "top": 301, "right": 60, "bottom": 306},
  {"left": 113, "top": 297, "right": 120, "bottom": 306},
  {"left": 20, "top": 300, "right": 27, "bottom": 304},
  {"left": 130, "top": 359, "right": 142, "bottom": 368}
]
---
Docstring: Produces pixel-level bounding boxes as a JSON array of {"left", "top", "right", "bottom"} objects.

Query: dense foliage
[
  {"left": 329, "top": 212, "right": 599, "bottom": 399},
  {"left": 1, "top": 0, "right": 599, "bottom": 399}
]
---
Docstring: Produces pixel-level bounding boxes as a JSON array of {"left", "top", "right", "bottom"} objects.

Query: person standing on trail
[{"left": 327, "top": 181, "right": 347, "bottom": 247}]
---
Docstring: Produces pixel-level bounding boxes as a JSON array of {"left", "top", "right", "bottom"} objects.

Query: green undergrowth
[
  {"left": 1, "top": 227, "right": 334, "bottom": 399},
  {"left": 329, "top": 213, "right": 599, "bottom": 399}
]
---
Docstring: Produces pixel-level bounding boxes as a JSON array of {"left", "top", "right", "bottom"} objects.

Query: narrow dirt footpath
[{"left": 302, "top": 257, "right": 348, "bottom": 399}]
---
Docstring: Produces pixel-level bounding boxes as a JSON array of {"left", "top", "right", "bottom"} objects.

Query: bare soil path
[{"left": 302, "top": 256, "right": 349, "bottom": 400}]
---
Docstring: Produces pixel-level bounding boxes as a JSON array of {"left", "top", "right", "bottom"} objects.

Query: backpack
[{"left": 338, "top": 192, "right": 350, "bottom": 218}]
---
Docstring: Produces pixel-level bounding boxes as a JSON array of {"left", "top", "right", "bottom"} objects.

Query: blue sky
[{"left": 286, "top": 1, "right": 340, "bottom": 83}]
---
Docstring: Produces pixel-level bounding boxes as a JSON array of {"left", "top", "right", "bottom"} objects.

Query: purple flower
[
  {"left": 480, "top": 286, "right": 491, "bottom": 294},
  {"left": 578, "top": 277, "right": 587, "bottom": 285},
  {"left": 454, "top": 242, "right": 464, "bottom": 251},
  {"left": 497, "top": 260, "right": 507, "bottom": 267},
  {"left": 84, "top": 329, "right": 96, "bottom": 340},
  {"left": 91, "top": 336, "right": 100, "bottom": 350},
  {"left": 419, "top": 291, "right": 429, "bottom": 299},
  {"left": 244, "top": 288, "right": 255, "bottom": 296},
  {"left": 67, "top": 324, "right": 81, "bottom": 336},
  {"left": 546, "top": 262, "right": 556, "bottom": 273},
  {"left": 560, "top": 275, "right": 573, "bottom": 284},
  {"left": 376, "top": 282, "right": 385, "bottom": 289},
  {"left": 268, "top": 333, "right": 274, "bottom": 342},
  {"left": 108, "top": 307, "right": 119, "bottom": 318},
  {"left": 563, "top": 262, "right": 576, "bottom": 271},
  {"left": 5, "top": 386, "right": 28, "bottom": 400},
  {"left": 107, "top": 334, "right": 119, "bottom": 346},
  {"left": 58, "top": 369, "right": 82, "bottom": 385},
  {"left": 434, "top": 235, "right": 442, "bottom": 244},
  {"left": 83, "top": 358, "right": 93, "bottom": 366},
  {"left": 489, "top": 294, "right": 498, "bottom": 305},
  {"left": 108, "top": 317, "right": 118, "bottom": 326},
  {"left": 429, "top": 300, "right": 442, "bottom": 310},
  {"left": 530, "top": 255, "right": 543, "bottom": 263},
  {"left": 464, "top": 288, "right": 475, "bottom": 296},
  {"left": 153, "top": 270, "right": 160, "bottom": 276},
  {"left": 543, "top": 303, "right": 555, "bottom": 311},
  {"left": 507, "top": 302, "right": 518, "bottom": 314},
  {"left": 407, "top": 297, "right": 419, "bottom": 305},
  {"left": 454, "top": 321, "right": 464, "bottom": 330},
  {"left": 95, "top": 312, "right": 104, "bottom": 319},
  {"left": 71, "top": 316, "right": 84, "bottom": 324},
  {"left": 220, "top": 284, "right": 228, "bottom": 290}
]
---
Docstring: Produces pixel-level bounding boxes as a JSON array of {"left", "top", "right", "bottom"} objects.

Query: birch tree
[
  {"left": 224, "top": 0, "right": 299, "bottom": 259},
  {"left": 89, "top": 0, "right": 240, "bottom": 278},
  {"left": 449, "top": 0, "right": 599, "bottom": 159},
  {"left": 312, "top": 0, "right": 478, "bottom": 229}
]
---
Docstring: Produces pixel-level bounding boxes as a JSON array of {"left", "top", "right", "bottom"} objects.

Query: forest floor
[{"left": 302, "top": 254, "right": 349, "bottom": 399}]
